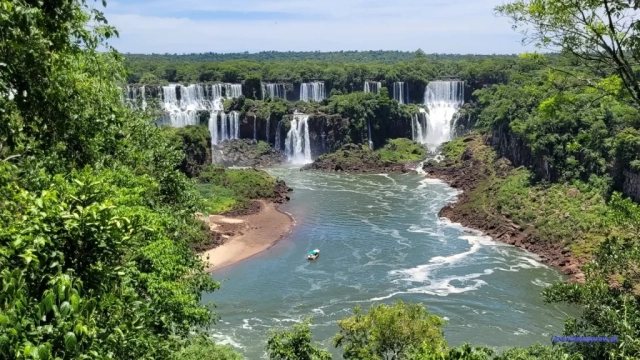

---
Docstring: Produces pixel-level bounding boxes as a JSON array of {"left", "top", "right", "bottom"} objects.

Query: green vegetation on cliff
[
  {"left": 376, "top": 138, "right": 427, "bottom": 163},
  {"left": 302, "top": 139, "right": 425, "bottom": 173}
]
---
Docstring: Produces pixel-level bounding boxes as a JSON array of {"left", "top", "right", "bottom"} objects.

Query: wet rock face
[
  {"left": 300, "top": 144, "right": 412, "bottom": 174},
  {"left": 212, "top": 139, "right": 286, "bottom": 167}
]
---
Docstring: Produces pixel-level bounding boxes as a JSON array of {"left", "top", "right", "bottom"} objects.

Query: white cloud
[{"left": 103, "top": 0, "right": 532, "bottom": 54}]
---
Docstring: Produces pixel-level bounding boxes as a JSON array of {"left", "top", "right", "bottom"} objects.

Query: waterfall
[
  {"left": 262, "top": 83, "right": 287, "bottom": 100},
  {"left": 161, "top": 84, "right": 200, "bottom": 127},
  {"left": 412, "top": 109, "right": 427, "bottom": 144},
  {"left": 364, "top": 81, "right": 381, "bottom": 94},
  {"left": 266, "top": 118, "right": 270, "bottom": 144},
  {"left": 275, "top": 121, "right": 281, "bottom": 151},
  {"left": 208, "top": 83, "right": 240, "bottom": 146},
  {"left": 214, "top": 111, "right": 240, "bottom": 144},
  {"left": 220, "top": 112, "right": 228, "bottom": 142},
  {"left": 224, "top": 84, "right": 242, "bottom": 98},
  {"left": 367, "top": 118, "right": 374, "bottom": 150},
  {"left": 211, "top": 84, "right": 223, "bottom": 100},
  {"left": 125, "top": 85, "right": 146, "bottom": 110},
  {"left": 393, "top": 82, "right": 407, "bottom": 104},
  {"left": 420, "top": 81, "right": 464, "bottom": 151},
  {"left": 285, "top": 113, "right": 312, "bottom": 164},
  {"left": 300, "top": 82, "right": 326, "bottom": 102},
  {"left": 230, "top": 111, "right": 240, "bottom": 139},
  {"left": 140, "top": 85, "right": 147, "bottom": 110},
  {"left": 209, "top": 112, "right": 218, "bottom": 160}
]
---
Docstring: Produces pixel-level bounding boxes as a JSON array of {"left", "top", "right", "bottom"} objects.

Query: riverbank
[
  {"left": 199, "top": 200, "right": 295, "bottom": 272},
  {"left": 424, "top": 135, "right": 589, "bottom": 283}
]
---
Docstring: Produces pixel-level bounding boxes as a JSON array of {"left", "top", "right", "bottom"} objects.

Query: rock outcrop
[
  {"left": 212, "top": 139, "right": 286, "bottom": 167},
  {"left": 301, "top": 144, "right": 412, "bottom": 173}
]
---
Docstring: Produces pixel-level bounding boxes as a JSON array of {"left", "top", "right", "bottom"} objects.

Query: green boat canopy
[{"left": 308, "top": 250, "right": 319, "bottom": 255}]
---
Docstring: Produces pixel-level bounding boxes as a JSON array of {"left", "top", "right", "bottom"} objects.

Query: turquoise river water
[{"left": 201, "top": 166, "right": 575, "bottom": 358}]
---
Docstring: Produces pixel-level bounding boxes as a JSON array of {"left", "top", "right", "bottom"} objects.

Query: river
[{"left": 202, "top": 166, "right": 573, "bottom": 358}]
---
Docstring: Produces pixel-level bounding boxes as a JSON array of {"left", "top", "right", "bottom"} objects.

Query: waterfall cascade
[
  {"left": 418, "top": 81, "right": 464, "bottom": 151},
  {"left": 412, "top": 109, "right": 428, "bottom": 145},
  {"left": 266, "top": 118, "right": 270, "bottom": 144},
  {"left": 393, "top": 82, "right": 408, "bottom": 104},
  {"left": 216, "top": 111, "right": 240, "bottom": 144},
  {"left": 125, "top": 85, "right": 147, "bottom": 110},
  {"left": 285, "top": 113, "right": 312, "bottom": 164},
  {"left": 364, "top": 81, "right": 381, "bottom": 94},
  {"left": 366, "top": 118, "right": 374, "bottom": 150},
  {"left": 262, "top": 83, "right": 287, "bottom": 100},
  {"left": 157, "top": 83, "right": 242, "bottom": 129},
  {"left": 275, "top": 121, "right": 282, "bottom": 151},
  {"left": 300, "top": 82, "right": 326, "bottom": 102}
]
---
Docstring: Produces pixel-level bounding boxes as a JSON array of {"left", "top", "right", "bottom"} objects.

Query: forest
[{"left": 1, "top": 0, "right": 640, "bottom": 360}]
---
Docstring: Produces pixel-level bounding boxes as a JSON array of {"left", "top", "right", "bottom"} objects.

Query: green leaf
[
  {"left": 37, "top": 343, "right": 52, "bottom": 360},
  {"left": 64, "top": 332, "right": 77, "bottom": 351}
]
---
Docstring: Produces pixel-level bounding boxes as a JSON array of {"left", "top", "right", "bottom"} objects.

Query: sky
[{"left": 102, "top": 0, "right": 534, "bottom": 54}]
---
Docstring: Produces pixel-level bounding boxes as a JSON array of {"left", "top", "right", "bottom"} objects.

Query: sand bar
[{"left": 200, "top": 200, "right": 294, "bottom": 272}]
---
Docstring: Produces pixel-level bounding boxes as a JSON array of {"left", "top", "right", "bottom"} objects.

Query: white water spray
[{"left": 285, "top": 113, "right": 312, "bottom": 164}]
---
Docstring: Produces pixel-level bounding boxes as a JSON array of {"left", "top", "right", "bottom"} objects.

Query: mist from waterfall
[
  {"left": 393, "top": 82, "right": 407, "bottom": 104},
  {"left": 285, "top": 113, "right": 312, "bottom": 164},
  {"left": 419, "top": 81, "right": 464, "bottom": 151},
  {"left": 262, "top": 83, "right": 287, "bottom": 100},
  {"left": 364, "top": 81, "right": 381, "bottom": 94},
  {"left": 300, "top": 82, "right": 326, "bottom": 102}
]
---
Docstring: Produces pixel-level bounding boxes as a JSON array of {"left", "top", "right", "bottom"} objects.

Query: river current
[{"left": 202, "top": 166, "right": 573, "bottom": 358}]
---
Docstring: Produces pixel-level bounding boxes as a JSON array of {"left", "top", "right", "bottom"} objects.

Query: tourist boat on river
[{"left": 307, "top": 249, "right": 320, "bottom": 260}]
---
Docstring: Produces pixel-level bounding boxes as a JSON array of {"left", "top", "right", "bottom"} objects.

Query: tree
[
  {"left": 0, "top": 1, "right": 220, "bottom": 359},
  {"left": 266, "top": 318, "right": 333, "bottom": 360},
  {"left": 495, "top": 0, "right": 640, "bottom": 106},
  {"left": 172, "top": 337, "right": 242, "bottom": 360},
  {"left": 333, "top": 301, "right": 447, "bottom": 360}
]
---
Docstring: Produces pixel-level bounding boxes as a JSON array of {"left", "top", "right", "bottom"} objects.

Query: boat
[{"left": 307, "top": 249, "right": 320, "bottom": 260}]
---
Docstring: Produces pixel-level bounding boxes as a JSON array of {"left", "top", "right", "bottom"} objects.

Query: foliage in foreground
[
  {"left": 267, "top": 319, "right": 332, "bottom": 360},
  {"left": 0, "top": 1, "right": 222, "bottom": 358},
  {"left": 265, "top": 302, "right": 589, "bottom": 360},
  {"left": 172, "top": 337, "right": 242, "bottom": 360}
]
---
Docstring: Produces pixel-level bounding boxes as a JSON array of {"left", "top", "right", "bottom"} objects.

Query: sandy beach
[{"left": 200, "top": 200, "right": 294, "bottom": 272}]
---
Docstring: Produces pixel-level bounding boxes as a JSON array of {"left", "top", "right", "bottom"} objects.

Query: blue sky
[{"left": 102, "top": 0, "right": 533, "bottom": 54}]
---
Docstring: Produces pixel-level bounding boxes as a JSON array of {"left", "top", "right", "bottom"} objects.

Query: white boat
[{"left": 307, "top": 249, "right": 320, "bottom": 260}]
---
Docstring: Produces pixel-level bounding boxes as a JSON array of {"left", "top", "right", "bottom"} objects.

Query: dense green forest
[
  {"left": 124, "top": 51, "right": 521, "bottom": 64},
  {"left": 123, "top": 50, "right": 552, "bottom": 101},
  {"left": 3, "top": 0, "right": 640, "bottom": 359}
]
